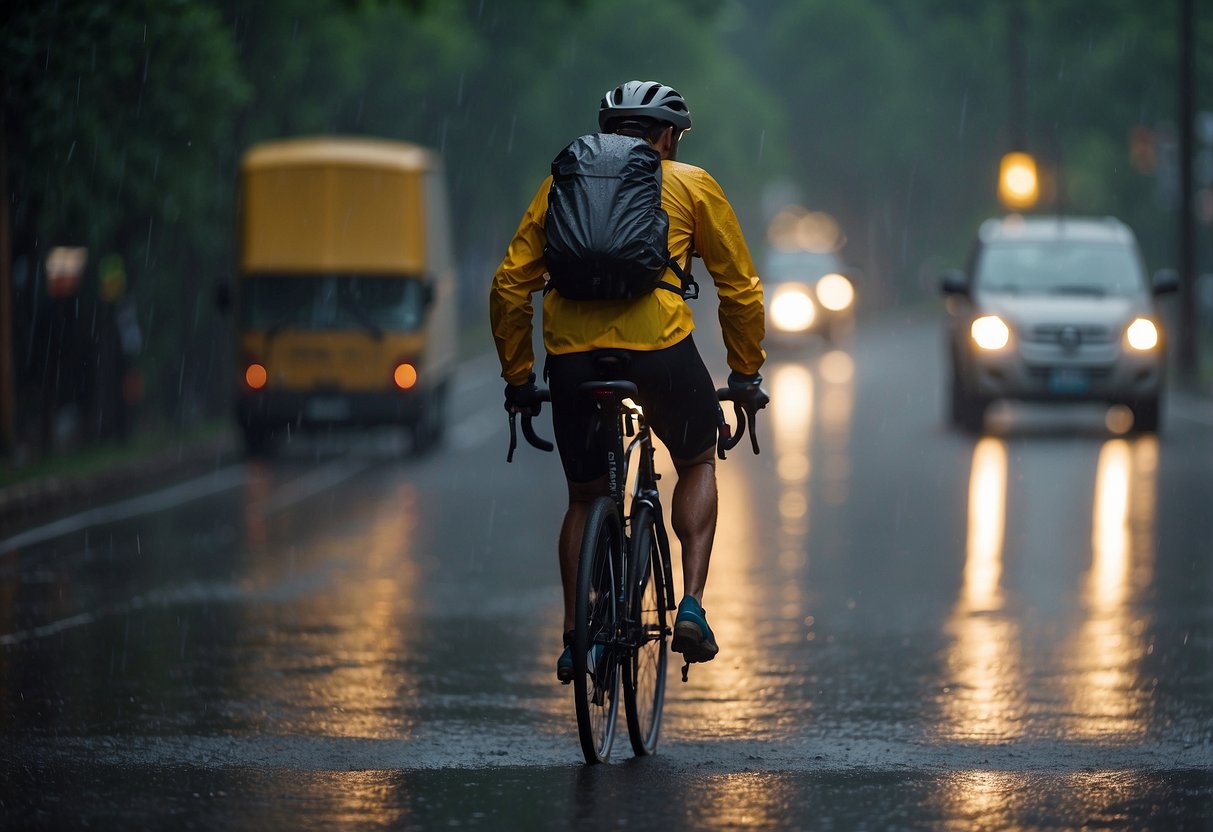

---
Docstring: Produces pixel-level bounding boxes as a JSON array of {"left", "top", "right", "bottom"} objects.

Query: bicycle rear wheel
[
  {"left": 622, "top": 502, "right": 669, "bottom": 756},
  {"left": 573, "top": 496, "right": 623, "bottom": 764}
]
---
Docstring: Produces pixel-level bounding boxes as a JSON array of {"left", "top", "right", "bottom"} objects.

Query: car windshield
[
  {"left": 975, "top": 242, "right": 1145, "bottom": 297},
  {"left": 240, "top": 274, "right": 427, "bottom": 333},
  {"left": 764, "top": 249, "right": 842, "bottom": 284}
]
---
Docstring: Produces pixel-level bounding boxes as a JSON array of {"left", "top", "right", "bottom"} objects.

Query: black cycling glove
[
  {"left": 504, "top": 372, "right": 543, "bottom": 416},
  {"left": 727, "top": 370, "right": 770, "bottom": 411}
]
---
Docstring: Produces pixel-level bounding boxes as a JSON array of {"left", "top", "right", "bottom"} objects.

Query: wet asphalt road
[{"left": 1, "top": 308, "right": 1211, "bottom": 829}]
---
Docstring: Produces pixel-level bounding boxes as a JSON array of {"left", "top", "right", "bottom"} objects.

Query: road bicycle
[{"left": 507, "top": 357, "right": 762, "bottom": 764}]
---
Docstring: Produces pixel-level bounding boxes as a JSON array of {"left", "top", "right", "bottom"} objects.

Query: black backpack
[{"left": 543, "top": 133, "right": 695, "bottom": 301}]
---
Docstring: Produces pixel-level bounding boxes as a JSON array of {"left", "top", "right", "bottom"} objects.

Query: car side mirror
[
  {"left": 940, "top": 269, "right": 969, "bottom": 296},
  {"left": 1151, "top": 268, "right": 1179, "bottom": 295}
]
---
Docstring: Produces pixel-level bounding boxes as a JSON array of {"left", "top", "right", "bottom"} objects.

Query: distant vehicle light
[
  {"left": 394, "top": 362, "right": 419, "bottom": 389},
  {"left": 245, "top": 363, "right": 268, "bottom": 390},
  {"left": 998, "top": 152, "right": 1038, "bottom": 210},
  {"left": 1125, "top": 317, "right": 1159, "bottom": 351},
  {"left": 816, "top": 273, "right": 854, "bottom": 312},
  {"left": 971, "top": 315, "right": 1010, "bottom": 350},
  {"left": 770, "top": 284, "right": 817, "bottom": 332}
]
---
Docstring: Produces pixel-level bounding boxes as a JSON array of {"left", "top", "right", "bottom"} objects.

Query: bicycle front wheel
[
  {"left": 622, "top": 502, "right": 669, "bottom": 756},
  {"left": 573, "top": 496, "right": 623, "bottom": 764}
]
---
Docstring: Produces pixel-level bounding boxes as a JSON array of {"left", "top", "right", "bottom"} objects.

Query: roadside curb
[
  {"left": 0, "top": 432, "right": 239, "bottom": 534},
  {"left": 0, "top": 350, "right": 497, "bottom": 535}
]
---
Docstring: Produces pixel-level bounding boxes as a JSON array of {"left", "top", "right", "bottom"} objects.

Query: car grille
[
  {"left": 1027, "top": 324, "right": 1113, "bottom": 345},
  {"left": 1026, "top": 366, "right": 1113, "bottom": 380}
]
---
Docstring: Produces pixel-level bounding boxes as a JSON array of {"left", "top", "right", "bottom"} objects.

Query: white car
[
  {"left": 763, "top": 248, "right": 856, "bottom": 345},
  {"left": 941, "top": 215, "right": 1178, "bottom": 432}
]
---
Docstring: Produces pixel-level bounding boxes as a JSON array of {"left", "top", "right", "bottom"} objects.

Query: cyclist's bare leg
[
  {"left": 559, "top": 475, "right": 609, "bottom": 632},
  {"left": 670, "top": 448, "right": 718, "bottom": 602}
]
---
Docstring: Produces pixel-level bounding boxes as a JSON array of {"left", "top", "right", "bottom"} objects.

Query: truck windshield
[{"left": 240, "top": 274, "right": 426, "bottom": 333}]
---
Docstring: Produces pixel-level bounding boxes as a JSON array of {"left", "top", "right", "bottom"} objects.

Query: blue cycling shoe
[
  {"left": 557, "top": 630, "right": 575, "bottom": 684},
  {"left": 672, "top": 596, "right": 719, "bottom": 663},
  {"left": 557, "top": 630, "right": 609, "bottom": 684}
]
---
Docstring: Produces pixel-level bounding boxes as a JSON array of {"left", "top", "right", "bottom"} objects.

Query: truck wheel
[
  {"left": 410, "top": 384, "right": 448, "bottom": 455},
  {"left": 242, "top": 423, "right": 272, "bottom": 457}
]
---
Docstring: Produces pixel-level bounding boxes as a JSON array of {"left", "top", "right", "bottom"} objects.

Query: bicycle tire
[
  {"left": 573, "top": 496, "right": 623, "bottom": 764},
  {"left": 622, "top": 502, "right": 669, "bottom": 756}
]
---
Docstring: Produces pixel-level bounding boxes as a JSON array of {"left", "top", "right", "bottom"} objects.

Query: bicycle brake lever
[{"left": 506, "top": 412, "right": 518, "bottom": 462}]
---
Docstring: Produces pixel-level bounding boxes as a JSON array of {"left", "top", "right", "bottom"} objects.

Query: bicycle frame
[
  {"left": 620, "top": 409, "right": 678, "bottom": 615},
  {"left": 580, "top": 382, "right": 676, "bottom": 609}
]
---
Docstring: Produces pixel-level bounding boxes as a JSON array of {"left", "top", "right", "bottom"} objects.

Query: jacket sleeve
[
  {"left": 690, "top": 171, "right": 766, "bottom": 376},
  {"left": 489, "top": 178, "right": 552, "bottom": 386}
]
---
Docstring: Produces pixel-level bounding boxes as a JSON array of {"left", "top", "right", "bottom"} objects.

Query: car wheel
[
  {"left": 1128, "top": 395, "right": 1161, "bottom": 433},
  {"left": 949, "top": 372, "right": 988, "bottom": 433}
]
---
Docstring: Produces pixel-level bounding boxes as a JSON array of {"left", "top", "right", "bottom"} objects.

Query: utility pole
[
  {"left": 1177, "top": 0, "right": 1198, "bottom": 382},
  {"left": 998, "top": 0, "right": 1040, "bottom": 213},
  {"left": 0, "top": 74, "right": 14, "bottom": 455}
]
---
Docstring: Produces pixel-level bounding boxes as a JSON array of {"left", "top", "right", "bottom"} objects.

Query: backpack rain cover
[{"left": 543, "top": 133, "right": 683, "bottom": 301}]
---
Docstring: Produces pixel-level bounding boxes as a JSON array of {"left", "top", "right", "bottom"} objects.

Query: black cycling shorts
[{"left": 545, "top": 334, "right": 719, "bottom": 484}]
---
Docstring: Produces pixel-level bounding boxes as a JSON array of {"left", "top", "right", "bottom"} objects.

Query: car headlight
[
  {"left": 970, "top": 315, "right": 1010, "bottom": 350},
  {"left": 770, "top": 284, "right": 817, "bottom": 332},
  {"left": 1125, "top": 317, "right": 1160, "bottom": 351},
  {"left": 816, "top": 273, "right": 854, "bottom": 312}
]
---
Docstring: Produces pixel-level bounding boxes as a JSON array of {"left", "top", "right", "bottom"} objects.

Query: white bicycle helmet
[{"left": 598, "top": 80, "right": 692, "bottom": 132}]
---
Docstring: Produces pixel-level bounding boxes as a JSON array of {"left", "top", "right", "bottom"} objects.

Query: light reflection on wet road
[{"left": 1, "top": 311, "right": 1211, "bottom": 828}]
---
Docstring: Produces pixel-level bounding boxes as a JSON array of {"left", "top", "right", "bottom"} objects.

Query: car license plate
[
  {"left": 1048, "top": 368, "right": 1090, "bottom": 393},
  {"left": 305, "top": 396, "right": 351, "bottom": 420}
]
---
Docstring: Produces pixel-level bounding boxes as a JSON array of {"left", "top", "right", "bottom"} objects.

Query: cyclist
[{"left": 489, "top": 79, "right": 768, "bottom": 681}]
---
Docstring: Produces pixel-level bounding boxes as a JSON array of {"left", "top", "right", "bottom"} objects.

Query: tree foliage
[{"left": 2, "top": 0, "right": 1210, "bottom": 451}]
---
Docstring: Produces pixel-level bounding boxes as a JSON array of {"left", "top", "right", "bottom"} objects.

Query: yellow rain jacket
[{"left": 489, "top": 159, "right": 766, "bottom": 386}]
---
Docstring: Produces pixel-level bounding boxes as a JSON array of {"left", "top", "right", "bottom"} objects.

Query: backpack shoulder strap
[{"left": 658, "top": 250, "right": 699, "bottom": 300}]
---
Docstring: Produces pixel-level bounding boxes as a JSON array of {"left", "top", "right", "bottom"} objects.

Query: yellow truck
[{"left": 231, "top": 136, "right": 457, "bottom": 454}]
